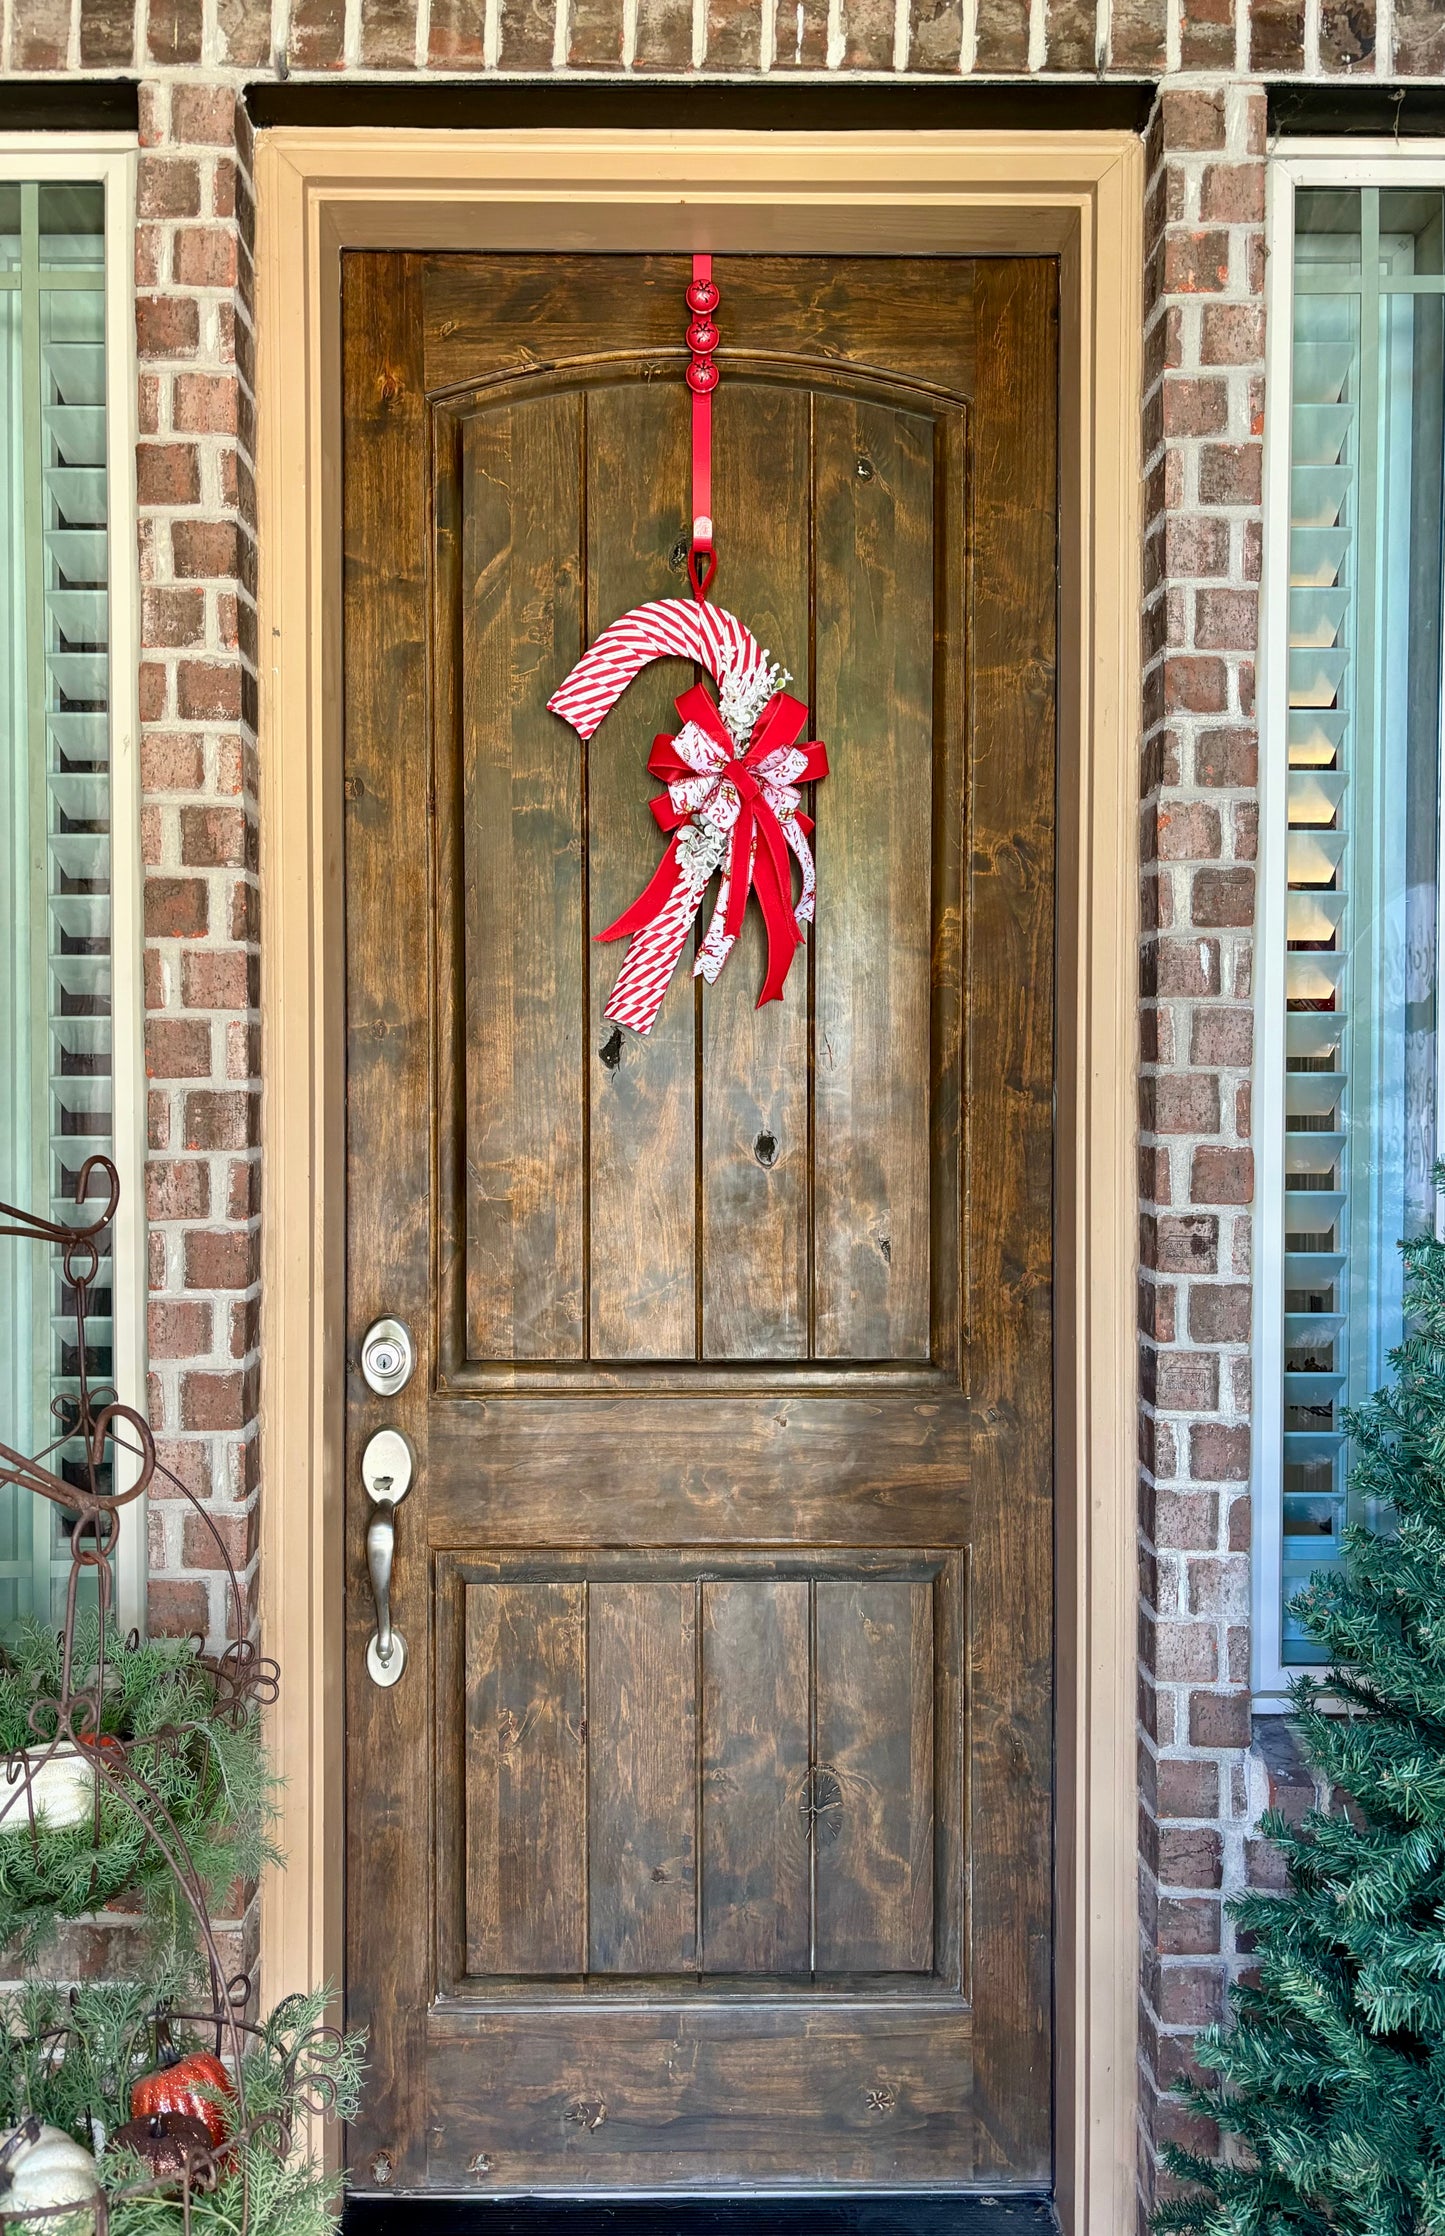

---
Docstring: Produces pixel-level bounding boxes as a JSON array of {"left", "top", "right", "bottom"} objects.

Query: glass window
[
  {"left": 0, "top": 180, "right": 116, "bottom": 1627},
  {"left": 1266, "top": 181, "right": 1445, "bottom": 1678}
]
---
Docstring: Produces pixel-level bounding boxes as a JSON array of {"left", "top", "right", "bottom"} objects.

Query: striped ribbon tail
[{"left": 601, "top": 870, "right": 709, "bottom": 1036}]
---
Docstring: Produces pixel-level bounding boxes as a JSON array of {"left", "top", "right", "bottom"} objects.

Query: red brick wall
[
  {"left": 10, "top": 0, "right": 1445, "bottom": 2198},
  {"left": 20, "top": 0, "right": 1445, "bottom": 70},
  {"left": 1138, "top": 79, "right": 1265, "bottom": 2221},
  {"left": 134, "top": 81, "right": 259, "bottom": 1648}
]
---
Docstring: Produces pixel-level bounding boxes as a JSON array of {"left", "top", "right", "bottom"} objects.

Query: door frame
[{"left": 253, "top": 127, "right": 1143, "bottom": 2236}]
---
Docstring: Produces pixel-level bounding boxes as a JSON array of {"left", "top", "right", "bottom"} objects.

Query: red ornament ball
[
  {"left": 685, "top": 357, "right": 719, "bottom": 395},
  {"left": 685, "top": 277, "right": 720, "bottom": 314},
  {"left": 686, "top": 316, "right": 719, "bottom": 355}
]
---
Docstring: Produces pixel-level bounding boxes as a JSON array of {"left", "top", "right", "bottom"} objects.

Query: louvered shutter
[
  {"left": 0, "top": 184, "right": 112, "bottom": 1626},
  {"left": 1270, "top": 186, "right": 1445, "bottom": 1677}
]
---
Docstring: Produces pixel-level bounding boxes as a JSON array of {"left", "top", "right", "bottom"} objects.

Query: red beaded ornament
[{"left": 685, "top": 256, "right": 721, "bottom": 596}]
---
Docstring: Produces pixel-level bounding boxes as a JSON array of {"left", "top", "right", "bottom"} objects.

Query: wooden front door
[{"left": 341, "top": 251, "right": 1056, "bottom": 2197}]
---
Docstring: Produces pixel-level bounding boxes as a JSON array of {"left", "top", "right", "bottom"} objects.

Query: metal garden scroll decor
[{"left": 0, "top": 1156, "right": 352, "bottom": 2233}]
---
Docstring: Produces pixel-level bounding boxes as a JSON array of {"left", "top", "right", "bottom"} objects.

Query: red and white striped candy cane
[{"left": 546, "top": 598, "right": 768, "bottom": 743}]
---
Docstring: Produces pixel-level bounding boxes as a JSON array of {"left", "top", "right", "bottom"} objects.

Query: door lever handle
[
  {"left": 367, "top": 1500, "right": 401, "bottom": 1676},
  {"left": 361, "top": 1428, "right": 414, "bottom": 1689}
]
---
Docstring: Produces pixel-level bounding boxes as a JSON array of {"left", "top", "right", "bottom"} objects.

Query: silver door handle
[
  {"left": 367, "top": 1501, "right": 401, "bottom": 1675},
  {"left": 361, "top": 1428, "right": 413, "bottom": 1689}
]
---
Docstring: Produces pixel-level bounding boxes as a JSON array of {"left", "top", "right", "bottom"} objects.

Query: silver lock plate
[
  {"left": 360, "top": 1317, "right": 415, "bottom": 1398},
  {"left": 361, "top": 1426, "right": 414, "bottom": 1505},
  {"left": 366, "top": 1629, "right": 407, "bottom": 1687}
]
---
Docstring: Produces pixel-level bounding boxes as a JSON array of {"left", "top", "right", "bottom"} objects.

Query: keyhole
[
  {"left": 754, "top": 1131, "right": 778, "bottom": 1167},
  {"left": 600, "top": 1028, "right": 623, "bottom": 1071},
  {"left": 669, "top": 535, "right": 689, "bottom": 572},
  {"left": 855, "top": 457, "right": 874, "bottom": 480}
]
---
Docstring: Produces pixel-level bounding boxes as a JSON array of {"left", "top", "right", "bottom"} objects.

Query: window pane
[
  {"left": 1380, "top": 190, "right": 1445, "bottom": 277},
  {"left": 0, "top": 180, "right": 110, "bottom": 1630},
  {"left": 1277, "top": 186, "right": 1445, "bottom": 1663}
]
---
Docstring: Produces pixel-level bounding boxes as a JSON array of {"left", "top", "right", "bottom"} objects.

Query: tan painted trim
[{"left": 254, "top": 129, "right": 1143, "bottom": 2233}]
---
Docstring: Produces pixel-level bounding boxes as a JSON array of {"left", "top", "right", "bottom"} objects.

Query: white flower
[
  {"left": 717, "top": 651, "right": 790, "bottom": 750},
  {"left": 676, "top": 820, "right": 728, "bottom": 887}
]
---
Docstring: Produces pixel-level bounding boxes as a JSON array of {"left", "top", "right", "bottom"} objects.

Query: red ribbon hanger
[{"left": 685, "top": 254, "right": 720, "bottom": 599}]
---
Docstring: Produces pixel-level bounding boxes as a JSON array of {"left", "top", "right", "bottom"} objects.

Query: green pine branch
[
  {"left": 1156, "top": 1174, "right": 1445, "bottom": 2236},
  {"left": 0, "top": 1980, "right": 365, "bottom": 2236},
  {"left": 0, "top": 1619, "right": 277, "bottom": 1964}
]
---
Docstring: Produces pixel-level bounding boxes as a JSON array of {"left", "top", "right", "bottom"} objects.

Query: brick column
[
  {"left": 135, "top": 81, "right": 259, "bottom": 1649},
  {"left": 1136, "top": 81, "right": 1267, "bottom": 2221}
]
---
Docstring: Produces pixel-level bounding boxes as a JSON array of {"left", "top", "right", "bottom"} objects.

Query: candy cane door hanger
[
  {"left": 549, "top": 262, "right": 830, "bottom": 1040},
  {"left": 343, "top": 252, "right": 1058, "bottom": 2199}
]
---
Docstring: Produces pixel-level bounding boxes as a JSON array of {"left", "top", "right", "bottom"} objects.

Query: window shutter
[{"left": 1282, "top": 314, "right": 1354, "bottom": 1658}]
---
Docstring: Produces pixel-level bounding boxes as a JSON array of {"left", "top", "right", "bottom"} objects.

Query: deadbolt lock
[{"left": 360, "top": 1316, "right": 414, "bottom": 1397}]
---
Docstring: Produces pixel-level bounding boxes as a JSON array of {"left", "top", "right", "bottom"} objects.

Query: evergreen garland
[
  {"left": 0, "top": 1974, "right": 189, "bottom": 2147},
  {"left": 0, "top": 1621, "right": 275, "bottom": 1964},
  {"left": 0, "top": 1982, "right": 364, "bottom": 2236},
  {"left": 1156, "top": 1191, "right": 1445, "bottom": 2236}
]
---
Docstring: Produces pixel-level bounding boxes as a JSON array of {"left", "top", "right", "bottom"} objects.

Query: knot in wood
[{"left": 799, "top": 1765, "right": 843, "bottom": 1843}]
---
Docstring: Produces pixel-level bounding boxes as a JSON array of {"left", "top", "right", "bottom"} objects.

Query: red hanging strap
[{"left": 685, "top": 254, "right": 719, "bottom": 600}]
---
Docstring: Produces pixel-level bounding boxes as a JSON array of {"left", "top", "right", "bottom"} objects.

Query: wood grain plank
[
  {"left": 426, "top": 1392, "right": 972, "bottom": 1546},
  {"left": 424, "top": 255, "right": 976, "bottom": 403},
  {"left": 465, "top": 1582, "right": 586, "bottom": 1976},
  {"left": 964, "top": 258, "right": 1057, "bottom": 2183},
  {"left": 341, "top": 250, "right": 435, "bottom": 2188},
  {"left": 699, "top": 1579, "right": 810, "bottom": 1973},
  {"left": 814, "top": 1578, "right": 934, "bottom": 1973},
  {"left": 585, "top": 383, "right": 697, "bottom": 1360},
  {"left": 426, "top": 2004, "right": 976, "bottom": 2188},
  {"left": 700, "top": 381, "right": 811, "bottom": 1361},
  {"left": 926, "top": 404, "right": 968, "bottom": 1388},
  {"left": 462, "top": 399, "right": 586, "bottom": 1362},
  {"left": 588, "top": 1580, "right": 698, "bottom": 1971},
  {"left": 812, "top": 396, "right": 935, "bottom": 1361}
]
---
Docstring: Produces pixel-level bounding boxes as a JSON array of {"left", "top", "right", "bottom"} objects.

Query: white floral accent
[
  {"left": 718, "top": 650, "right": 790, "bottom": 748},
  {"left": 675, "top": 819, "right": 728, "bottom": 888}
]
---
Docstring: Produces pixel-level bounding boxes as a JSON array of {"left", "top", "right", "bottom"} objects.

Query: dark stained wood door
[{"left": 342, "top": 252, "right": 1056, "bottom": 2196}]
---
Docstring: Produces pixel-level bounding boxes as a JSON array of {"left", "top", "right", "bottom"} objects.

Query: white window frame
[
  {"left": 1256, "top": 141, "right": 1445, "bottom": 1706},
  {"left": 0, "top": 138, "right": 144, "bottom": 1635}
]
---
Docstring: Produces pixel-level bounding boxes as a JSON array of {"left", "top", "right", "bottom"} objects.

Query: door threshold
[{"left": 341, "top": 2193, "right": 1057, "bottom": 2235}]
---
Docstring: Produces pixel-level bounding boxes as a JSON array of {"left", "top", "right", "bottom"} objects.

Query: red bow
[{"left": 598, "top": 682, "right": 829, "bottom": 1015}]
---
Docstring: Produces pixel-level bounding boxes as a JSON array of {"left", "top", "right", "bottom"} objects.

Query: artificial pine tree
[
  {"left": 1157, "top": 1187, "right": 1445, "bottom": 2236},
  {"left": 1163, "top": 1180, "right": 1445, "bottom": 2227}
]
